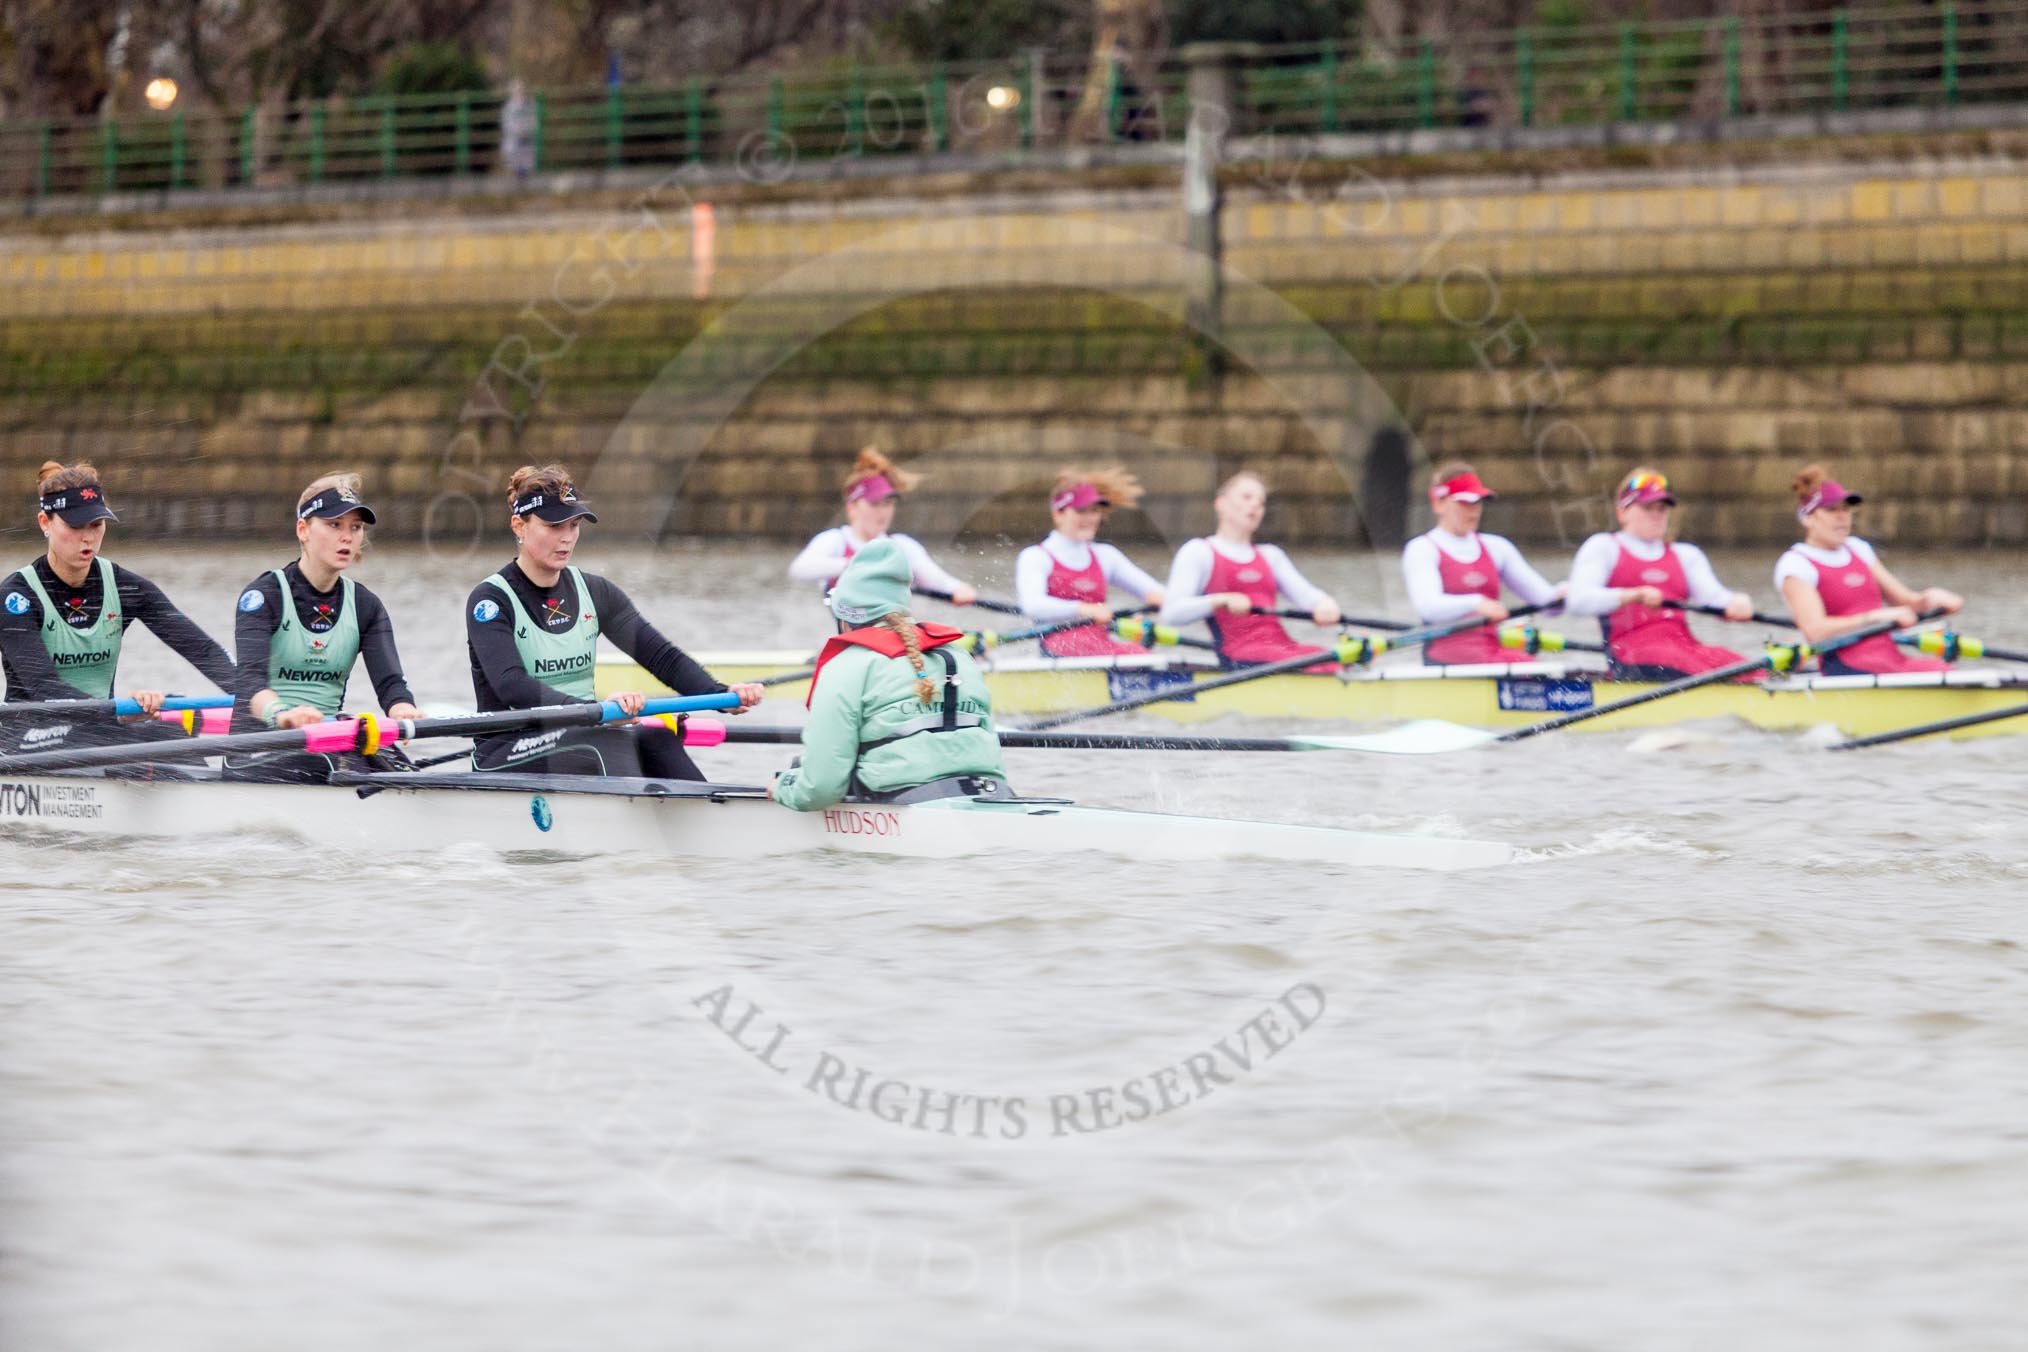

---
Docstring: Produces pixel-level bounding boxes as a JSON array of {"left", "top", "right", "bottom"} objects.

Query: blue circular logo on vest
[
  {"left": 530, "top": 794, "right": 553, "bottom": 832},
  {"left": 237, "top": 589, "right": 265, "bottom": 613},
  {"left": 4, "top": 592, "right": 28, "bottom": 615},
  {"left": 473, "top": 599, "right": 501, "bottom": 623}
]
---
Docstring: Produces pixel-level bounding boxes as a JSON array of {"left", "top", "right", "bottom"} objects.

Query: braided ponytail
[{"left": 881, "top": 612, "right": 936, "bottom": 706}]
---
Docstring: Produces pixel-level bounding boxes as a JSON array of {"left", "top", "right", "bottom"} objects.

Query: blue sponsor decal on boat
[
  {"left": 530, "top": 794, "right": 553, "bottom": 832},
  {"left": 1106, "top": 668, "right": 1197, "bottom": 704},
  {"left": 1496, "top": 677, "right": 1595, "bottom": 713}
]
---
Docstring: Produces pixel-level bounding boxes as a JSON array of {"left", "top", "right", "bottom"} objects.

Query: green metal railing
[{"left": 0, "top": 0, "right": 2022, "bottom": 206}]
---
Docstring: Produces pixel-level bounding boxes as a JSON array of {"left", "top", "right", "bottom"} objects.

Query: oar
[
  {"left": 0, "top": 693, "right": 744, "bottom": 776},
  {"left": 712, "top": 725, "right": 1496, "bottom": 755},
  {"left": 1663, "top": 601, "right": 1795, "bottom": 628},
  {"left": 752, "top": 608, "right": 1175, "bottom": 688},
  {"left": 912, "top": 588, "right": 1023, "bottom": 617},
  {"left": 1266, "top": 609, "right": 1416, "bottom": 631},
  {"left": 1495, "top": 625, "right": 1607, "bottom": 657},
  {"left": 1021, "top": 604, "right": 1551, "bottom": 730},
  {"left": 1894, "top": 630, "right": 2028, "bottom": 664},
  {"left": 1831, "top": 699, "right": 2028, "bottom": 750},
  {"left": 1348, "top": 608, "right": 1952, "bottom": 755},
  {"left": 0, "top": 694, "right": 232, "bottom": 719}
]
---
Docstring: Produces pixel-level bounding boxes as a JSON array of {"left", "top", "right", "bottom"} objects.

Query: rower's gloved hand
[{"left": 726, "top": 682, "right": 765, "bottom": 714}]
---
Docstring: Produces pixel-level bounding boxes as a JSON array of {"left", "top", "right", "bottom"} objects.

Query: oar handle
[
  {"left": 1269, "top": 609, "right": 1415, "bottom": 631},
  {"left": 0, "top": 693, "right": 233, "bottom": 719},
  {"left": 1661, "top": 601, "right": 1794, "bottom": 628},
  {"left": 913, "top": 588, "right": 1024, "bottom": 617},
  {"left": 0, "top": 693, "right": 746, "bottom": 775}
]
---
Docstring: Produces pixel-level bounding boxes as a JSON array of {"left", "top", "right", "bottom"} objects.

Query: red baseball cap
[{"left": 1430, "top": 470, "right": 1496, "bottom": 505}]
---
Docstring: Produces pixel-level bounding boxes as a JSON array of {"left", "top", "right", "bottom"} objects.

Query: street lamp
[{"left": 145, "top": 77, "right": 179, "bottom": 111}]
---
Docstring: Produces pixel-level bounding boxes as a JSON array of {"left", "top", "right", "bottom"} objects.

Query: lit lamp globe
[
  {"left": 145, "top": 78, "right": 179, "bottom": 112},
  {"left": 985, "top": 85, "right": 1021, "bottom": 113}
]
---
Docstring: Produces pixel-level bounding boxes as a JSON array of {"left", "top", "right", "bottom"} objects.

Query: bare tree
[{"left": 0, "top": 0, "right": 125, "bottom": 116}]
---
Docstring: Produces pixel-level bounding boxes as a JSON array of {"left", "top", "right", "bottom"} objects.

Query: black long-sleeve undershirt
[
  {"left": 232, "top": 562, "right": 415, "bottom": 727},
  {"left": 466, "top": 560, "right": 724, "bottom": 712},
  {"left": 0, "top": 557, "right": 234, "bottom": 702}
]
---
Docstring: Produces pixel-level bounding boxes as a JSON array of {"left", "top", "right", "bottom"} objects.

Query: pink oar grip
[
  {"left": 301, "top": 720, "right": 364, "bottom": 755},
  {"left": 682, "top": 716, "right": 727, "bottom": 748},
  {"left": 640, "top": 713, "right": 727, "bottom": 747},
  {"left": 156, "top": 708, "right": 233, "bottom": 736}
]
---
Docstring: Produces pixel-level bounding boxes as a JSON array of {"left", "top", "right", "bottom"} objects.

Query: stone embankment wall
[{"left": 2, "top": 149, "right": 2024, "bottom": 548}]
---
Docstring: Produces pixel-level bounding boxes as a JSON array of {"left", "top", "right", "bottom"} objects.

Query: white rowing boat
[{"left": 0, "top": 769, "right": 1514, "bottom": 872}]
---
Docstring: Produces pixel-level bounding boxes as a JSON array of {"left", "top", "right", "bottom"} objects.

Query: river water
[{"left": 4, "top": 541, "right": 2026, "bottom": 1350}]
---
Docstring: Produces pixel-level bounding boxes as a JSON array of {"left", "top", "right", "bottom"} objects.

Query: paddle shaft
[
  {"left": 0, "top": 694, "right": 233, "bottom": 719},
  {"left": 754, "top": 607, "right": 1169, "bottom": 687},
  {"left": 1894, "top": 632, "right": 2028, "bottom": 664},
  {"left": 1270, "top": 609, "right": 1414, "bottom": 631},
  {"left": 913, "top": 588, "right": 1022, "bottom": 616},
  {"left": 1663, "top": 601, "right": 1794, "bottom": 628},
  {"left": 0, "top": 693, "right": 742, "bottom": 775},
  {"left": 1495, "top": 609, "right": 1947, "bottom": 743},
  {"left": 717, "top": 726, "right": 1350, "bottom": 753},
  {"left": 1021, "top": 604, "right": 1551, "bottom": 730},
  {"left": 1832, "top": 698, "right": 2028, "bottom": 750}
]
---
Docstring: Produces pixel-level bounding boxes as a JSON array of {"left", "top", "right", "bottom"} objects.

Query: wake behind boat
[{"left": 0, "top": 766, "right": 1516, "bottom": 873}]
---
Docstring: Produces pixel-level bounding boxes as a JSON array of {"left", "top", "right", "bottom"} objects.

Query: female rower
[
  {"left": 466, "top": 463, "right": 764, "bottom": 778},
  {"left": 1401, "top": 462, "right": 1562, "bottom": 665},
  {"left": 229, "top": 472, "right": 421, "bottom": 783},
  {"left": 1015, "top": 467, "right": 1167, "bottom": 657},
  {"left": 1776, "top": 465, "right": 1962, "bottom": 675},
  {"left": 1160, "top": 471, "right": 1343, "bottom": 668},
  {"left": 772, "top": 538, "right": 1006, "bottom": 810},
  {"left": 1565, "top": 467, "right": 1755, "bottom": 678},
  {"left": 786, "top": 446, "right": 977, "bottom": 604},
  {"left": 0, "top": 460, "right": 235, "bottom": 755}
]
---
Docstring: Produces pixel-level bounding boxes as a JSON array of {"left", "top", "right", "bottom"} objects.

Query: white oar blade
[{"left": 1294, "top": 720, "right": 1498, "bottom": 756}]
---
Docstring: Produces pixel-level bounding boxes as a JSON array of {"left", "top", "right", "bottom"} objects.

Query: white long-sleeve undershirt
[
  {"left": 1564, "top": 532, "right": 1736, "bottom": 617},
  {"left": 1773, "top": 537, "right": 1879, "bottom": 594},
  {"left": 1400, "top": 529, "right": 1560, "bottom": 624},
  {"left": 1159, "top": 537, "right": 1329, "bottom": 626},
  {"left": 1015, "top": 532, "right": 1163, "bottom": 622},
  {"left": 786, "top": 528, "right": 966, "bottom": 594}
]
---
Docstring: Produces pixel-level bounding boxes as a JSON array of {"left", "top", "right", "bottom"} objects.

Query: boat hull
[
  {"left": 603, "top": 652, "right": 2028, "bottom": 738},
  {"left": 0, "top": 772, "right": 1513, "bottom": 872}
]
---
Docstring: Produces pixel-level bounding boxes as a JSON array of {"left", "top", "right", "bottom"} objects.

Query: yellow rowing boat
[{"left": 597, "top": 652, "right": 2028, "bottom": 739}]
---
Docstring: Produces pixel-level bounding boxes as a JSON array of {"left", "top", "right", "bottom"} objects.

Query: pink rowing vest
[
  {"left": 1806, "top": 551, "right": 1946, "bottom": 675},
  {"left": 1203, "top": 541, "right": 1330, "bottom": 670},
  {"left": 1039, "top": 546, "right": 1145, "bottom": 657},
  {"left": 1424, "top": 536, "right": 1520, "bottom": 665},
  {"left": 1602, "top": 540, "right": 1746, "bottom": 676}
]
